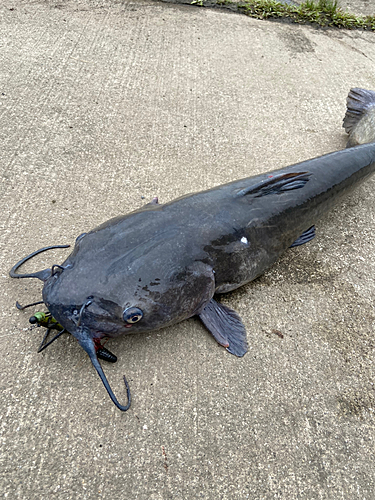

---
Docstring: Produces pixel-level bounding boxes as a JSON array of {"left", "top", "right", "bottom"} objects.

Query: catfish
[{"left": 10, "top": 88, "right": 375, "bottom": 411}]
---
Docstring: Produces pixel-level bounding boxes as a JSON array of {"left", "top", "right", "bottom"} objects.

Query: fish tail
[{"left": 343, "top": 88, "right": 375, "bottom": 147}]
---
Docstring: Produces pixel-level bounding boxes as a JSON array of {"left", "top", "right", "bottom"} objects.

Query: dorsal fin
[{"left": 236, "top": 172, "right": 311, "bottom": 198}]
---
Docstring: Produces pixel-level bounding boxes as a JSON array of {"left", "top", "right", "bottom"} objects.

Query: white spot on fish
[{"left": 241, "top": 237, "right": 248, "bottom": 245}]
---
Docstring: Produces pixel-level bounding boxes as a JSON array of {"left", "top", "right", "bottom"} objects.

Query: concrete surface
[
  {"left": 334, "top": 0, "right": 374, "bottom": 17},
  {"left": 1, "top": 0, "right": 375, "bottom": 498}
]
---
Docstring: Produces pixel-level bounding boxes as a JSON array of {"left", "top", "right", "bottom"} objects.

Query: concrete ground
[
  {"left": 328, "top": 0, "right": 373, "bottom": 16},
  {"left": 1, "top": 0, "right": 375, "bottom": 498}
]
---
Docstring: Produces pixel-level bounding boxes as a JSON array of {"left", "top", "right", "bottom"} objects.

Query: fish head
[
  {"left": 40, "top": 215, "right": 215, "bottom": 410},
  {"left": 42, "top": 247, "right": 215, "bottom": 342}
]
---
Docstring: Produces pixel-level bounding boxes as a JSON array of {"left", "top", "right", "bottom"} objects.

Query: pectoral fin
[{"left": 198, "top": 299, "right": 248, "bottom": 357}]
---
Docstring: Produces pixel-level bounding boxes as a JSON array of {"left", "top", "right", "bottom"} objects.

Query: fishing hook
[
  {"left": 37, "top": 327, "right": 67, "bottom": 353},
  {"left": 51, "top": 264, "right": 66, "bottom": 276},
  {"left": 76, "top": 299, "right": 93, "bottom": 327}
]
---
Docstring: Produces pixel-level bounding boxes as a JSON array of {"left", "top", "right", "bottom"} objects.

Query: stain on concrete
[
  {"left": 337, "top": 390, "right": 375, "bottom": 419},
  {"left": 277, "top": 28, "right": 316, "bottom": 54}
]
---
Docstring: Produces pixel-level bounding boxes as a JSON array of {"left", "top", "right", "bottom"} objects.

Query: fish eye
[{"left": 123, "top": 307, "right": 143, "bottom": 324}]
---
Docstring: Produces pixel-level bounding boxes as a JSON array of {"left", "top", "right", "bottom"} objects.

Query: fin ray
[
  {"left": 199, "top": 299, "right": 248, "bottom": 357},
  {"left": 236, "top": 172, "right": 311, "bottom": 199},
  {"left": 343, "top": 87, "right": 375, "bottom": 134},
  {"left": 290, "top": 225, "right": 315, "bottom": 248}
]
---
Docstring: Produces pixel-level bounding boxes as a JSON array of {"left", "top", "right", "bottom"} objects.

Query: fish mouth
[{"left": 47, "top": 295, "right": 128, "bottom": 337}]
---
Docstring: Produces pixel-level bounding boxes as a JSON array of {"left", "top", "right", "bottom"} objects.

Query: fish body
[
  {"left": 10, "top": 88, "right": 375, "bottom": 410},
  {"left": 44, "top": 143, "right": 375, "bottom": 343}
]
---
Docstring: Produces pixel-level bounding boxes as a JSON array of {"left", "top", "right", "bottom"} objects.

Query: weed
[{"left": 189, "top": 0, "right": 375, "bottom": 30}]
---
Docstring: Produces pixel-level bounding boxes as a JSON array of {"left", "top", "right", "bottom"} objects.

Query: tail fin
[{"left": 343, "top": 88, "right": 375, "bottom": 147}]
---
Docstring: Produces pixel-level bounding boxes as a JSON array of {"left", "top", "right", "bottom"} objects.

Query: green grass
[{"left": 191, "top": 0, "right": 375, "bottom": 30}]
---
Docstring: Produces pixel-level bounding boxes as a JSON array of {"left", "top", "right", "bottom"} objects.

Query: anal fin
[
  {"left": 290, "top": 225, "right": 315, "bottom": 248},
  {"left": 199, "top": 299, "right": 248, "bottom": 357}
]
